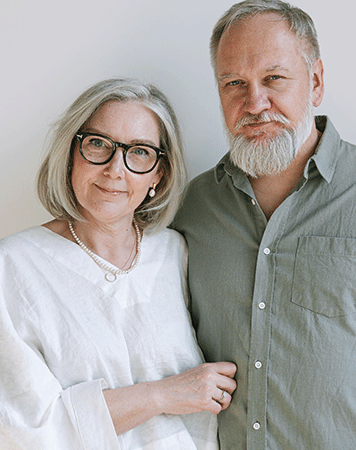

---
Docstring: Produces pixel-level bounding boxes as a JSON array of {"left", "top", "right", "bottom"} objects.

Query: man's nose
[{"left": 243, "top": 83, "right": 271, "bottom": 115}]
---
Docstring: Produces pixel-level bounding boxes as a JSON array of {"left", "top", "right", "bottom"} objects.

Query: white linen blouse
[{"left": 0, "top": 226, "right": 218, "bottom": 450}]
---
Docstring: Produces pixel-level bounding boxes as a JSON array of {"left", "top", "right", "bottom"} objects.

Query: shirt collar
[
  {"left": 215, "top": 116, "right": 341, "bottom": 185},
  {"left": 308, "top": 116, "right": 340, "bottom": 183}
]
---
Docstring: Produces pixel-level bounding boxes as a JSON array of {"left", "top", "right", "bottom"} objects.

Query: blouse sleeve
[{"left": 0, "top": 279, "right": 119, "bottom": 449}]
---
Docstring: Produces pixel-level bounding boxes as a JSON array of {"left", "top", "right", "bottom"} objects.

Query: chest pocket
[{"left": 291, "top": 236, "right": 356, "bottom": 317}]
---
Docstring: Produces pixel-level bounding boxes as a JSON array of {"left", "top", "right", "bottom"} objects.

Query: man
[{"left": 174, "top": 0, "right": 356, "bottom": 448}]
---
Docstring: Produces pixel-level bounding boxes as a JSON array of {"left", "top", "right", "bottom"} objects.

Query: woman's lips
[{"left": 96, "top": 185, "right": 126, "bottom": 195}]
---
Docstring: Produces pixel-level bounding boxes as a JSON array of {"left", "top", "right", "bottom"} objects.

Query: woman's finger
[
  {"left": 213, "top": 389, "right": 232, "bottom": 410},
  {"left": 213, "top": 389, "right": 227, "bottom": 403},
  {"left": 212, "top": 361, "right": 237, "bottom": 378},
  {"left": 216, "top": 373, "right": 237, "bottom": 396}
]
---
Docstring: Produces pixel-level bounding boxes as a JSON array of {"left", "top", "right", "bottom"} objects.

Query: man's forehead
[
  {"left": 222, "top": 13, "right": 290, "bottom": 36},
  {"left": 216, "top": 15, "right": 305, "bottom": 75},
  {"left": 217, "top": 14, "right": 298, "bottom": 52}
]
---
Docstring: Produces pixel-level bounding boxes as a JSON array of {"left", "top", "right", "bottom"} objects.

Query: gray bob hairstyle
[
  {"left": 37, "top": 78, "right": 186, "bottom": 233},
  {"left": 210, "top": 0, "right": 321, "bottom": 75}
]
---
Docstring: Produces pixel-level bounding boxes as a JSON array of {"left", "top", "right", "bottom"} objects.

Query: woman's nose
[{"left": 103, "top": 148, "right": 126, "bottom": 178}]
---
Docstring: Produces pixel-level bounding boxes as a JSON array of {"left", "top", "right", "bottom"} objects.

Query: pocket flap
[{"left": 291, "top": 236, "right": 356, "bottom": 317}]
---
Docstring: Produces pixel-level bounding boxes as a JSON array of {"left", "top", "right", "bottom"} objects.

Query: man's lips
[
  {"left": 243, "top": 120, "right": 280, "bottom": 128},
  {"left": 246, "top": 122, "right": 271, "bottom": 127},
  {"left": 239, "top": 120, "right": 284, "bottom": 134}
]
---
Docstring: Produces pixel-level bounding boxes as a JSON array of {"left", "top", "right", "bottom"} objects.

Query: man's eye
[
  {"left": 227, "top": 80, "right": 242, "bottom": 86},
  {"left": 268, "top": 75, "right": 282, "bottom": 81}
]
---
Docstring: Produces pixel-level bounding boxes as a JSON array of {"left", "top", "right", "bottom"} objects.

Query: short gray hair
[
  {"left": 37, "top": 78, "right": 186, "bottom": 233},
  {"left": 210, "top": 0, "right": 321, "bottom": 75}
]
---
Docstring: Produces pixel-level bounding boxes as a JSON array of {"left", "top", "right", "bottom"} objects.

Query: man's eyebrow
[
  {"left": 218, "top": 66, "right": 290, "bottom": 81},
  {"left": 218, "top": 73, "right": 240, "bottom": 82},
  {"left": 266, "top": 65, "right": 290, "bottom": 72}
]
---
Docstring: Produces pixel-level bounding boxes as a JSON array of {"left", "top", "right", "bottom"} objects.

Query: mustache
[{"left": 234, "top": 112, "right": 290, "bottom": 130}]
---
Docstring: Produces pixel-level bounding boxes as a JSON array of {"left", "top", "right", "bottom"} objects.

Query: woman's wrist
[{"left": 103, "top": 381, "right": 165, "bottom": 435}]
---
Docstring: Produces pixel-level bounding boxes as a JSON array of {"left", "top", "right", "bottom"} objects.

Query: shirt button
[
  {"left": 263, "top": 247, "right": 271, "bottom": 255},
  {"left": 251, "top": 199, "right": 256, "bottom": 205},
  {"left": 258, "top": 302, "right": 266, "bottom": 310},
  {"left": 253, "top": 422, "right": 261, "bottom": 430},
  {"left": 255, "top": 361, "right": 262, "bottom": 369}
]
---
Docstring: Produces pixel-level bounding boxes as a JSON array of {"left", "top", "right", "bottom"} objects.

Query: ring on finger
[{"left": 218, "top": 390, "right": 226, "bottom": 402}]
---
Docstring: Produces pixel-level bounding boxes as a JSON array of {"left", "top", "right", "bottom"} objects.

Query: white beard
[{"left": 227, "top": 101, "right": 314, "bottom": 178}]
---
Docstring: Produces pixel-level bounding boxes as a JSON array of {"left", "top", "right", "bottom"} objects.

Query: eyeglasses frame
[{"left": 75, "top": 132, "right": 166, "bottom": 174}]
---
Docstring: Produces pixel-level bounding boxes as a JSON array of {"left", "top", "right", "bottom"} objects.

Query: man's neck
[{"left": 249, "top": 126, "right": 322, "bottom": 220}]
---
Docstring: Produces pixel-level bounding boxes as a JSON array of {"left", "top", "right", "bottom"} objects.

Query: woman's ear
[{"left": 153, "top": 163, "right": 164, "bottom": 187}]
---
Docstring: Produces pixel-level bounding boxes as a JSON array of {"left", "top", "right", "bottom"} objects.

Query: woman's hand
[
  {"left": 155, "top": 362, "right": 237, "bottom": 415},
  {"left": 104, "top": 361, "right": 237, "bottom": 435}
]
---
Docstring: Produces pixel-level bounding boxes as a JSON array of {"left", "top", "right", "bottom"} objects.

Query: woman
[{"left": 0, "top": 79, "right": 236, "bottom": 449}]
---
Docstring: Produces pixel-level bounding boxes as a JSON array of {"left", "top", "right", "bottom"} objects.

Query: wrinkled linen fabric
[{"left": 0, "top": 226, "right": 218, "bottom": 450}]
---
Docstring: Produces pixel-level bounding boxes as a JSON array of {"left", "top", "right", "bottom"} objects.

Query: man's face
[{"left": 216, "top": 14, "right": 323, "bottom": 175}]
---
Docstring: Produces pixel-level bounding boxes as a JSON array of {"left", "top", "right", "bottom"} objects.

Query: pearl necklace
[{"left": 68, "top": 221, "right": 141, "bottom": 282}]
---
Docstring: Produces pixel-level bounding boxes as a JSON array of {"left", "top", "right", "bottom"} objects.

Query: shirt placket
[{"left": 246, "top": 196, "right": 292, "bottom": 449}]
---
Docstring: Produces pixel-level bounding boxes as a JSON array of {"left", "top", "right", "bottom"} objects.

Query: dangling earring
[{"left": 148, "top": 183, "right": 156, "bottom": 198}]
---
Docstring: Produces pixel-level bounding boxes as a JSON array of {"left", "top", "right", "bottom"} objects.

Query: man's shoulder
[
  {"left": 180, "top": 166, "right": 221, "bottom": 213},
  {"left": 173, "top": 166, "right": 223, "bottom": 231},
  {"left": 185, "top": 154, "right": 230, "bottom": 197},
  {"left": 188, "top": 166, "right": 217, "bottom": 189}
]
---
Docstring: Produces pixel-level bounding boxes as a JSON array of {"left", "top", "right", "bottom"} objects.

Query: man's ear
[{"left": 312, "top": 58, "right": 324, "bottom": 108}]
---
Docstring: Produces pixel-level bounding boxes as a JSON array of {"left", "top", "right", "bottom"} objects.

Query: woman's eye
[
  {"left": 90, "top": 139, "right": 106, "bottom": 148},
  {"left": 133, "top": 147, "right": 150, "bottom": 156}
]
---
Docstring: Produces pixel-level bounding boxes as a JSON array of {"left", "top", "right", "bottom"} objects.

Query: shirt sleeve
[{"left": 0, "top": 292, "right": 119, "bottom": 450}]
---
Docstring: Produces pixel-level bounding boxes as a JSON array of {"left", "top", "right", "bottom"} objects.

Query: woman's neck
[{"left": 43, "top": 217, "right": 140, "bottom": 270}]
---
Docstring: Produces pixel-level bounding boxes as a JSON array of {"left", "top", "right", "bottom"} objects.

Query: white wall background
[{"left": 1, "top": 0, "right": 355, "bottom": 238}]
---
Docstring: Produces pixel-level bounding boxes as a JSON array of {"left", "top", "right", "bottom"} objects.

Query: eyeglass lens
[{"left": 81, "top": 135, "right": 158, "bottom": 172}]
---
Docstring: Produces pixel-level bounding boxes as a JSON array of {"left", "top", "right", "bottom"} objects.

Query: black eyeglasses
[{"left": 75, "top": 132, "right": 165, "bottom": 174}]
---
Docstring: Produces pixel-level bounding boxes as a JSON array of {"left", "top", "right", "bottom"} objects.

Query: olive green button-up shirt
[{"left": 174, "top": 116, "right": 356, "bottom": 449}]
